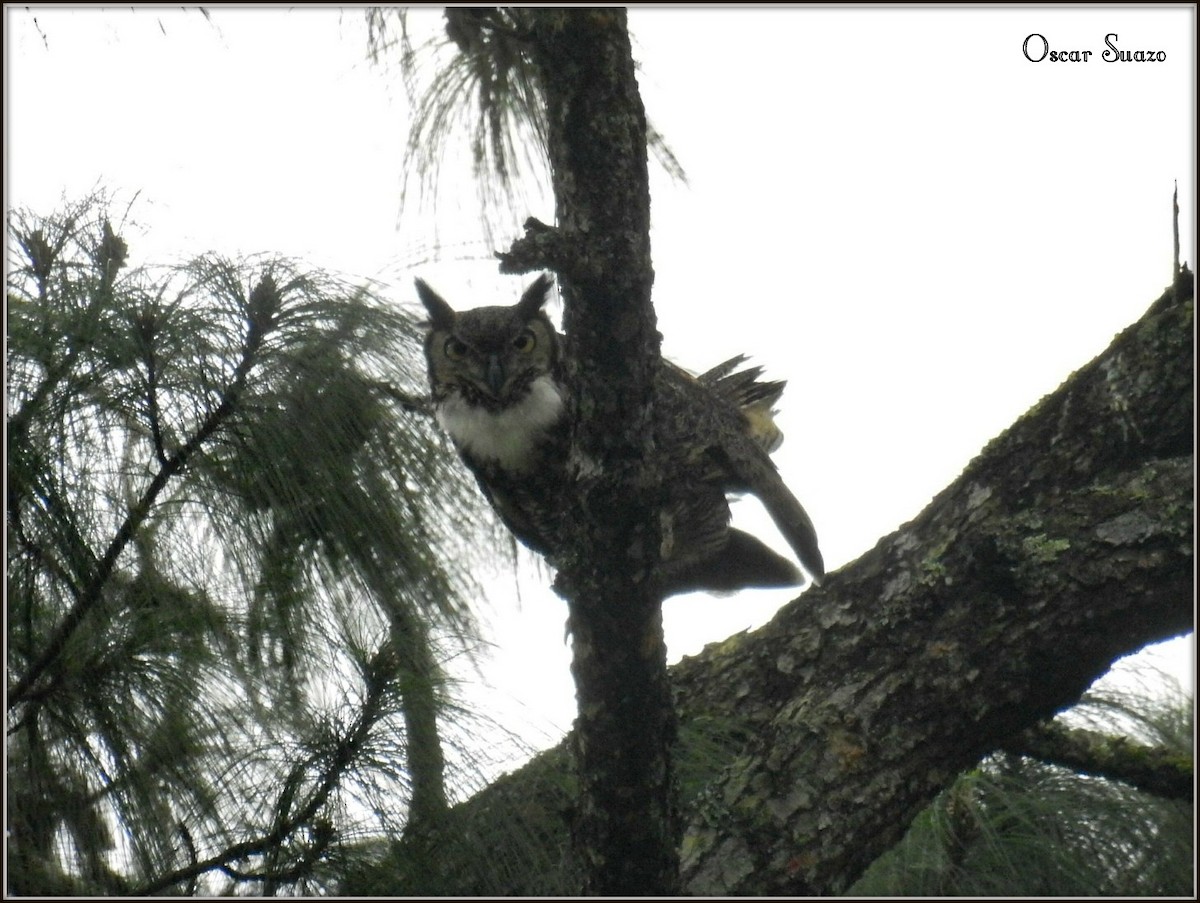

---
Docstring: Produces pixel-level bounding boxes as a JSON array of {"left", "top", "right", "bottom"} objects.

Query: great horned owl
[{"left": 416, "top": 274, "right": 824, "bottom": 597}]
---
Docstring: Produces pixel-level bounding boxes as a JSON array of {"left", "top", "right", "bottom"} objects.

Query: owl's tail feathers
[
  {"left": 761, "top": 482, "right": 825, "bottom": 586},
  {"left": 663, "top": 528, "right": 802, "bottom": 597}
]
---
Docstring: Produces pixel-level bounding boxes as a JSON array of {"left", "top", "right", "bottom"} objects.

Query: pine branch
[
  {"left": 368, "top": 378, "right": 433, "bottom": 417},
  {"left": 8, "top": 275, "right": 112, "bottom": 447},
  {"left": 7, "top": 276, "right": 278, "bottom": 711},
  {"left": 135, "top": 307, "right": 171, "bottom": 467},
  {"left": 133, "top": 641, "right": 393, "bottom": 895},
  {"left": 1000, "top": 720, "right": 1192, "bottom": 803}
]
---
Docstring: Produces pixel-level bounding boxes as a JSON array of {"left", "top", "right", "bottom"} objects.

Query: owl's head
[{"left": 416, "top": 273, "right": 561, "bottom": 412}]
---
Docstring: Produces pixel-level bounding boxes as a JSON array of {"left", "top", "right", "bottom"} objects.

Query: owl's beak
[{"left": 485, "top": 355, "right": 506, "bottom": 397}]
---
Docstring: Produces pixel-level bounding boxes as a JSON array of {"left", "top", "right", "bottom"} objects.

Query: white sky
[{"left": 6, "top": 5, "right": 1195, "bottom": 757}]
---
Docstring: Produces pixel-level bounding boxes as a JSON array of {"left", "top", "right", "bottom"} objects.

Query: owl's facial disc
[{"left": 443, "top": 321, "right": 544, "bottom": 405}]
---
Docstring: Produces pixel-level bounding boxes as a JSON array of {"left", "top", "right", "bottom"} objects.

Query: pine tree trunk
[{"left": 505, "top": 9, "right": 679, "bottom": 895}]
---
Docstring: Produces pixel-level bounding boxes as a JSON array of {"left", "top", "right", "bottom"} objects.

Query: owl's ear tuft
[
  {"left": 415, "top": 278, "right": 456, "bottom": 330},
  {"left": 515, "top": 273, "right": 554, "bottom": 319}
]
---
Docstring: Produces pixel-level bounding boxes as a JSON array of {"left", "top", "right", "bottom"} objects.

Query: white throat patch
[{"left": 437, "top": 374, "right": 565, "bottom": 472}]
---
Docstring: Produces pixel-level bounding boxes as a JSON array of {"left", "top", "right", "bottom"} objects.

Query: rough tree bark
[
  {"left": 385, "top": 270, "right": 1192, "bottom": 895},
  {"left": 672, "top": 273, "right": 1193, "bottom": 894},
  {"left": 495, "top": 9, "right": 677, "bottom": 895}
]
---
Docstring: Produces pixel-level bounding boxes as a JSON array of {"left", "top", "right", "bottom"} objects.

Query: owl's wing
[
  {"left": 674, "top": 358, "right": 786, "bottom": 453},
  {"left": 468, "top": 468, "right": 561, "bottom": 559},
  {"left": 662, "top": 527, "right": 802, "bottom": 596},
  {"left": 661, "top": 359, "right": 825, "bottom": 585}
]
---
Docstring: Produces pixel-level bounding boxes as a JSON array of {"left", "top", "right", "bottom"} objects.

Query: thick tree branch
[
  {"left": 674, "top": 272, "right": 1192, "bottom": 895},
  {"left": 1000, "top": 720, "right": 1192, "bottom": 803}
]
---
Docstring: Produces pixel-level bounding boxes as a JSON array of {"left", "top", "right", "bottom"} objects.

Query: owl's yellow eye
[
  {"left": 512, "top": 330, "right": 537, "bottom": 353},
  {"left": 444, "top": 337, "right": 469, "bottom": 360}
]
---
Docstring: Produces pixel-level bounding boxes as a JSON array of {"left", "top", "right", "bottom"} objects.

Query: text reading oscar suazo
[{"left": 1023, "top": 33, "right": 1166, "bottom": 63}]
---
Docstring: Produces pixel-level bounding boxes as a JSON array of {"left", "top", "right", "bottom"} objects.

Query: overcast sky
[{"left": 6, "top": 5, "right": 1194, "bottom": 750}]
